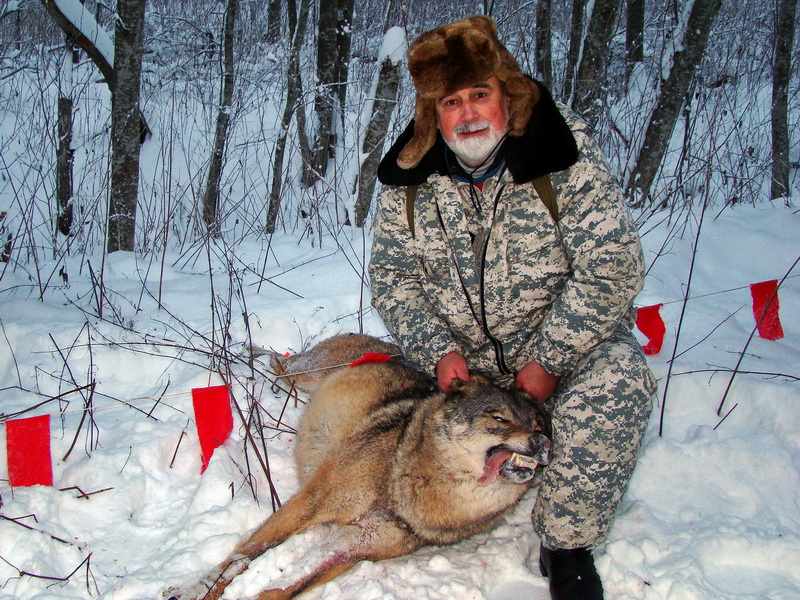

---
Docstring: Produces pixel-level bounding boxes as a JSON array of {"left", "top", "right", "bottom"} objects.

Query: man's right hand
[{"left": 436, "top": 352, "right": 470, "bottom": 392}]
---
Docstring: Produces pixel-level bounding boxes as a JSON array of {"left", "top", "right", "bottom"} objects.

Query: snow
[
  {"left": 0, "top": 202, "right": 798, "bottom": 599},
  {"left": 52, "top": 0, "right": 114, "bottom": 68},
  {"left": 378, "top": 27, "right": 407, "bottom": 65}
]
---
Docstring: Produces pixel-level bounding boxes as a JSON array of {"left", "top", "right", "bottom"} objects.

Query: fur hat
[{"left": 397, "top": 15, "right": 540, "bottom": 170}]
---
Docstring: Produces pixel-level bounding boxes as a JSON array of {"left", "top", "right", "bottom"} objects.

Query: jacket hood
[{"left": 378, "top": 79, "right": 579, "bottom": 187}]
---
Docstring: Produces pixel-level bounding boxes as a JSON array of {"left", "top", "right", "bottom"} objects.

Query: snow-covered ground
[{"left": 0, "top": 201, "right": 797, "bottom": 599}]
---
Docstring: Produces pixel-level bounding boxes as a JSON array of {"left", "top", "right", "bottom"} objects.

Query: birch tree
[{"left": 354, "top": 24, "right": 403, "bottom": 227}]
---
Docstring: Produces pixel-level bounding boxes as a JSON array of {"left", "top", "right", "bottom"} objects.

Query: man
[{"left": 368, "top": 15, "right": 656, "bottom": 600}]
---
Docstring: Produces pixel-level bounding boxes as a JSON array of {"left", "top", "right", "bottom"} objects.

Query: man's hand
[
  {"left": 515, "top": 360, "right": 560, "bottom": 402},
  {"left": 436, "top": 352, "right": 470, "bottom": 392}
]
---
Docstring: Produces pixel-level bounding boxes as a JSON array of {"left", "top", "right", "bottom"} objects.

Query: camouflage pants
[{"left": 530, "top": 327, "right": 657, "bottom": 549}]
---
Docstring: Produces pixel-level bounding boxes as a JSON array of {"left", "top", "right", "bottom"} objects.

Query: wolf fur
[{"left": 166, "top": 334, "right": 552, "bottom": 600}]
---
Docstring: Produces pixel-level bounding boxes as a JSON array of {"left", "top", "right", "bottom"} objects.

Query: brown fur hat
[{"left": 397, "top": 15, "right": 540, "bottom": 170}]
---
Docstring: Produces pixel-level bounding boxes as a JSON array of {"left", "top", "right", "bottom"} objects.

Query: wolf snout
[{"left": 529, "top": 433, "right": 552, "bottom": 466}]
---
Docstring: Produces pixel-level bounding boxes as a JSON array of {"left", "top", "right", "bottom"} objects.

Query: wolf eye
[{"left": 488, "top": 413, "right": 509, "bottom": 424}]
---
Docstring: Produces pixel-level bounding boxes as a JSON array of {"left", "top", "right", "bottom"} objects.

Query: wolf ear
[
  {"left": 446, "top": 374, "right": 492, "bottom": 397},
  {"left": 446, "top": 377, "right": 471, "bottom": 398}
]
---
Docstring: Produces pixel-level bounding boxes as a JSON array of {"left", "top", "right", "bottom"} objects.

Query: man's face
[{"left": 435, "top": 75, "right": 509, "bottom": 168}]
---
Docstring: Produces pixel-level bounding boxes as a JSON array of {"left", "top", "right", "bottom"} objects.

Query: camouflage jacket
[{"left": 369, "top": 85, "right": 645, "bottom": 378}]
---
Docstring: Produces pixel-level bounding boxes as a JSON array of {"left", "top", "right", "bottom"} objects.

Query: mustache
[{"left": 453, "top": 120, "right": 492, "bottom": 134}]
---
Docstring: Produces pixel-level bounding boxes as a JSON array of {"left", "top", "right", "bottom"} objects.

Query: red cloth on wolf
[
  {"left": 349, "top": 352, "right": 393, "bottom": 367},
  {"left": 192, "top": 385, "right": 233, "bottom": 473},
  {"left": 750, "top": 279, "right": 784, "bottom": 341},
  {"left": 6, "top": 414, "right": 53, "bottom": 487}
]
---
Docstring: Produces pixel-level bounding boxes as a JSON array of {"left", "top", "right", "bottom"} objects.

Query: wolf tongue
[{"left": 477, "top": 450, "right": 513, "bottom": 487}]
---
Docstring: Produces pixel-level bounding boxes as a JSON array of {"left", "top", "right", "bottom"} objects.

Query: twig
[
  {"left": 716, "top": 254, "right": 800, "bottom": 415},
  {"left": 658, "top": 179, "right": 710, "bottom": 437},
  {"left": 0, "top": 514, "right": 73, "bottom": 545},
  {"left": 222, "top": 375, "right": 282, "bottom": 510},
  {"left": 0, "top": 383, "right": 95, "bottom": 422},
  {"left": 0, "top": 552, "right": 93, "bottom": 585},
  {"left": 58, "top": 486, "right": 114, "bottom": 500},
  {"left": 713, "top": 403, "right": 739, "bottom": 430},
  {"left": 170, "top": 429, "right": 187, "bottom": 468}
]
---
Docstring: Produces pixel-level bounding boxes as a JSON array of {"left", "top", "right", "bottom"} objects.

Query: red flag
[
  {"left": 349, "top": 352, "right": 393, "bottom": 367},
  {"left": 6, "top": 414, "right": 53, "bottom": 487},
  {"left": 192, "top": 386, "right": 233, "bottom": 473},
  {"left": 750, "top": 280, "right": 784, "bottom": 341},
  {"left": 636, "top": 304, "right": 666, "bottom": 355}
]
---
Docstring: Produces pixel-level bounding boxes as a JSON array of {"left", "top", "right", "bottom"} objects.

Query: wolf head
[{"left": 439, "top": 375, "right": 552, "bottom": 487}]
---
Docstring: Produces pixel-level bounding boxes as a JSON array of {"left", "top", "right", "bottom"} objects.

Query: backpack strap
[
  {"left": 532, "top": 174, "right": 558, "bottom": 221},
  {"left": 405, "top": 186, "right": 418, "bottom": 238},
  {"left": 404, "top": 175, "right": 558, "bottom": 238}
]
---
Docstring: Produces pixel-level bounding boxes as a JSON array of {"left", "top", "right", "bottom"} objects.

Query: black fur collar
[{"left": 377, "top": 80, "right": 579, "bottom": 187}]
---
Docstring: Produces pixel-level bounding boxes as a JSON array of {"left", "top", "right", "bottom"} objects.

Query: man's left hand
[{"left": 515, "top": 360, "right": 560, "bottom": 402}]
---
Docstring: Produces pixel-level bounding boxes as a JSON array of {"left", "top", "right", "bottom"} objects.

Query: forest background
[
  {"left": 0, "top": 0, "right": 797, "bottom": 265},
  {"left": 0, "top": 1, "right": 798, "bottom": 598}
]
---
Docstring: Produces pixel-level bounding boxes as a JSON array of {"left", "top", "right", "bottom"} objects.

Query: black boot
[{"left": 538, "top": 543, "right": 604, "bottom": 600}]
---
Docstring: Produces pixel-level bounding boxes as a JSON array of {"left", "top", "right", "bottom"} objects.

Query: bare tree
[
  {"left": 535, "top": 0, "right": 553, "bottom": 89},
  {"left": 572, "top": 0, "right": 622, "bottom": 126},
  {"left": 626, "top": 0, "right": 645, "bottom": 86},
  {"left": 355, "top": 18, "right": 403, "bottom": 227},
  {"left": 627, "top": 0, "right": 723, "bottom": 205},
  {"left": 107, "top": 0, "right": 148, "bottom": 253},
  {"left": 202, "top": 0, "right": 239, "bottom": 235},
  {"left": 266, "top": 0, "right": 282, "bottom": 43},
  {"left": 771, "top": 0, "right": 798, "bottom": 201},
  {"left": 307, "top": 0, "right": 354, "bottom": 186},
  {"left": 56, "top": 37, "right": 77, "bottom": 237},
  {"left": 266, "top": 0, "right": 311, "bottom": 233},
  {"left": 563, "top": 0, "right": 586, "bottom": 101}
]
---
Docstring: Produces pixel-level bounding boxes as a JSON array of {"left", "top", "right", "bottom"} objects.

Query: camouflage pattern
[
  {"left": 368, "top": 108, "right": 657, "bottom": 548},
  {"left": 532, "top": 327, "right": 656, "bottom": 548}
]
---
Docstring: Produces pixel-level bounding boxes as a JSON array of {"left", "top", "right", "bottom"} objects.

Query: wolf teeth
[{"left": 509, "top": 453, "right": 538, "bottom": 469}]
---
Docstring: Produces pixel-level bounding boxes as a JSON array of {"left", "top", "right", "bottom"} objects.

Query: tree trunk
[
  {"left": 56, "top": 37, "right": 76, "bottom": 238},
  {"left": 563, "top": 0, "right": 586, "bottom": 101},
  {"left": 266, "top": 0, "right": 282, "bottom": 43},
  {"left": 202, "top": 0, "right": 238, "bottom": 235},
  {"left": 771, "top": 0, "right": 798, "bottom": 201},
  {"left": 307, "top": 0, "right": 354, "bottom": 186},
  {"left": 535, "top": 0, "right": 553, "bottom": 89},
  {"left": 57, "top": 95, "right": 74, "bottom": 237},
  {"left": 572, "top": 0, "right": 621, "bottom": 126},
  {"left": 42, "top": 0, "right": 151, "bottom": 141},
  {"left": 355, "top": 53, "right": 401, "bottom": 227},
  {"left": 107, "top": 0, "right": 147, "bottom": 253},
  {"left": 307, "top": 0, "right": 338, "bottom": 186},
  {"left": 333, "top": 0, "right": 354, "bottom": 111},
  {"left": 266, "top": 0, "right": 310, "bottom": 233},
  {"left": 627, "top": 0, "right": 723, "bottom": 205},
  {"left": 625, "top": 0, "right": 645, "bottom": 86}
]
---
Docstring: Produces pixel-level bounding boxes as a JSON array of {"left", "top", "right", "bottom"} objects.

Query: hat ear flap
[
  {"left": 505, "top": 72, "right": 540, "bottom": 137},
  {"left": 397, "top": 97, "right": 438, "bottom": 170}
]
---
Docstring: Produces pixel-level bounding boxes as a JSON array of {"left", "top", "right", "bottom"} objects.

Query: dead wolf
[{"left": 166, "top": 334, "right": 552, "bottom": 600}]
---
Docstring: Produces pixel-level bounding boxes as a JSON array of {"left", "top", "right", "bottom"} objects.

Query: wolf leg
[
  {"left": 165, "top": 478, "right": 331, "bottom": 600},
  {"left": 253, "top": 518, "right": 422, "bottom": 600}
]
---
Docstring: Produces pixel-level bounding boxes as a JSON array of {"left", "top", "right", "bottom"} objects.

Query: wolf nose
[{"left": 529, "top": 434, "right": 552, "bottom": 464}]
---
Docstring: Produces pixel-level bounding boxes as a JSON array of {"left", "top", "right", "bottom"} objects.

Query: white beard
[{"left": 444, "top": 120, "right": 508, "bottom": 169}]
